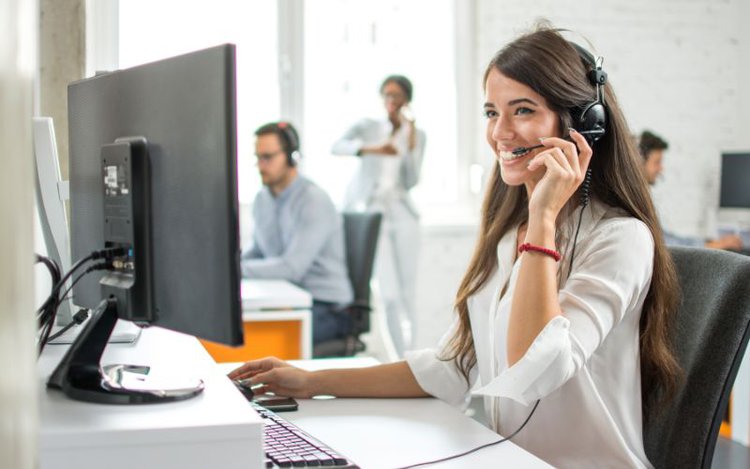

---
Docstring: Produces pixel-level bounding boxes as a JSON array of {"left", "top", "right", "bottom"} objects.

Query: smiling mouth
[{"left": 499, "top": 149, "right": 530, "bottom": 161}]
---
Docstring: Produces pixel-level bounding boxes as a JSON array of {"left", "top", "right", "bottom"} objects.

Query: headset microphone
[{"left": 511, "top": 129, "right": 604, "bottom": 157}]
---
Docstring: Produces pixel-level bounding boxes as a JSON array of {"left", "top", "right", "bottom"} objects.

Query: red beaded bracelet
[{"left": 518, "top": 243, "right": 562, "bottom": 262}]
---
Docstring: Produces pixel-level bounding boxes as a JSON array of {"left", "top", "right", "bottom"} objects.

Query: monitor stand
[{"left": 47, "top": 297, "right": 205, "bottom": 404}]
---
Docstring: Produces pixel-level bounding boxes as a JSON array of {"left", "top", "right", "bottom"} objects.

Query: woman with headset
[
  {"left": 231, "top": 27, "right": 679, "bottom": 467},
  {"left": 331, "top": 75, "right": 427, "bottom": 357}
]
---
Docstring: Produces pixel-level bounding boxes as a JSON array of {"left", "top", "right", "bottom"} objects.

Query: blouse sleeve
[
  {"left": 473, "top": 218, "right": 654, "bottom": 406},
  {"left": 399, "top": 128, "right": 426, "bottom": 190},
  {"left": 404, "top": 318, "right": 477, "bottom": 409},
  {"left": 331, "top": 119, "right": 369, "bottom": 156}
]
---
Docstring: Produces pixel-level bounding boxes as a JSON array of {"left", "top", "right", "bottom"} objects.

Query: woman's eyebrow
[{"left": 508, "top": 98, "right": 539, "bottom": 106}]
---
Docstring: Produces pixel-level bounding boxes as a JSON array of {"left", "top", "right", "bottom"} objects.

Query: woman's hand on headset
[{"left": 526, "top": 128, "right": 593, "bottom": 223}]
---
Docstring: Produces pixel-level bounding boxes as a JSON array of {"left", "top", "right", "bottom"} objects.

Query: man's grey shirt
[{"left": 241, "top": 176, "right": 353, "bottom": 304}]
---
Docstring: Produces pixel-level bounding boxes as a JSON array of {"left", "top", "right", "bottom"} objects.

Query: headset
[
  {"left": 568, "top": 42, "right": 608, "bottom": 145},
  {"left": 275, "top": 121, "right": 302, "bottom": 167},
  {"left": 511, "top": 43, "right": 607, "bottom": 157},
  {"left": 561, "top": 42, "right": 610, "bottom": 282}
]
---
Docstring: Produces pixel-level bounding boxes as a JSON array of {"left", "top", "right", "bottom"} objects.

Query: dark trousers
[{"left": 312, "top": 300, "right": 351, "bottom": 345}]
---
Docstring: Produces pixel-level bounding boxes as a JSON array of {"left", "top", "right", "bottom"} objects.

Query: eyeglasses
[
  {"left": 255, "top": 151, "right": 285, "bottom": 164},
  {"left": 382, "top": 92, "right": 406, "bottom": 101}
]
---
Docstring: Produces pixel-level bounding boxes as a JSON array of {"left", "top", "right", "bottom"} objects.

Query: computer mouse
[{"left": 233, "top": 378, "right": 255, "bottom": 401}]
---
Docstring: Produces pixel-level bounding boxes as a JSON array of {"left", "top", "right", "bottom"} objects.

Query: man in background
[
  {"left": 242, "top": 122, "right": 353, "bottom": 349},
  {"left": 639, "top": 130, "right": 743, "bottom": 250}
]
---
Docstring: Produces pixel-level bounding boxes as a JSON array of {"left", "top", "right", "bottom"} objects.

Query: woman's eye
[
  {"left": 514, "top": 107, "right": 534, "bottom": 116},
  {"left": 484, "top": 109, "right": 497, "bottom": 119}
]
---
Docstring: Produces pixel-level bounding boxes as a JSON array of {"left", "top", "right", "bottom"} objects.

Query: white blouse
[
  {"left": 331, "top": 118, "right": 426, "bottom": 215},
  {"left": 405, "top": 199, "right": 655, "bottom": 468}
]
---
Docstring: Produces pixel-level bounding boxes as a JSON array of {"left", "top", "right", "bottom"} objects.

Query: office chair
[
  {"left": 313, "top": 212, "right": 382, "bottom": 358},
  {"left": 642, "top": 247, "right": 750, "bottom": 469}
]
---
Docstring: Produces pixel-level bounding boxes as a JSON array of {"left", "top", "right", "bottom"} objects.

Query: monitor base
[{"left": 47, "top": 297, "right": 204, "bottom": 404}]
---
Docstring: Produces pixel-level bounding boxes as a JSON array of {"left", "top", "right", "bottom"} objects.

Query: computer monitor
[
  {"left": 720, "top": 152, "right": 750, "bottom": 209},
  {"left": 33, "top": 117, "right": 73, "bottom": 325},
  {"left": 47, "top": 44, "right": 243, "bottom": 404}
]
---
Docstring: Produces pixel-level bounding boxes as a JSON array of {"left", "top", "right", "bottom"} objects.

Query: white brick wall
[
  {"left": 475, "top": 0, "right": 750, "bottom": 238},
  {"left": 413, "top": 225, "right": 478, "bottom": 349}
]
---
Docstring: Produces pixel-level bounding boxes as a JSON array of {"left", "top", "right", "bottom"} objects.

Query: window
[
  {"left": 302, "top": 0, "right": 459, "bottom": 209},
  {"left": 118, "top": 0, "right": 280, "bottom": 206},
  {"left": 102, "top": 0, "right": 477, "bottom": 226}
]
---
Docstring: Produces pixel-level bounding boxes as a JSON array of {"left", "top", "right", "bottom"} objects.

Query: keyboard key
[{"left": 251, "top": 402, "right": 355, "bottom": 468}]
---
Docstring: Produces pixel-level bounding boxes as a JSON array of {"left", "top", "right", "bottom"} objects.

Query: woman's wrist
[
  {"left": 526, "top": 212, "right": 556, "bottom": 233},
  {"left": 524, "top": 216, "right": 556, "bottom": 247},
  {"left": 307, "top": 370, "right": 326, "bottom": 396}
]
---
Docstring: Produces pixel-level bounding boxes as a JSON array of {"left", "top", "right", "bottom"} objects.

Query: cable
[
  {"left": 36, "top": 254, "right": 61, "bottom": 285},
  {"left": 46, "top": 308, "right": 90, "bottom": 342},
  {"left": 37, "top": 247, "right": 124, "bottom": 354},
  {"left": 35, "top": 254, "right": 62, "bottom": 354},
  {"left": 55, "top": 261, "right": 113, "bottom": 309},
  {"left": 38, "top": 261, "right": 113, "bottom": 352},
  {"left": 396, "top": 400, "right": 541, "bottom": 469},
  {"left": 567, "top": 167, "right": 592, "bottom": 276},
  {"left": 49, "top": 246, "right": 126, "bottom": 304}
]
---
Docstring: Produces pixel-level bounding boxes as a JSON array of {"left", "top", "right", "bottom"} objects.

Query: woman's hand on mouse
[{"left": 228, "top": 356, "right": 315, "bottom": 398}]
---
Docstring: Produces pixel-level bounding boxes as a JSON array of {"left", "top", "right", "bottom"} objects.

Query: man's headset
[{"left": 275, "top": 121, "right": 301, "bottom": 167}]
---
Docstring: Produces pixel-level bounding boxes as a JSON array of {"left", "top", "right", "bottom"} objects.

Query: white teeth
[{"left": 499, "top": 150, "right": 526, "bottom": 161}]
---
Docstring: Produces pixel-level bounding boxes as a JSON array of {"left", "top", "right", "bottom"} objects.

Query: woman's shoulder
[{"left": 590, "top": 200, "right": 653, "bottom": 250}]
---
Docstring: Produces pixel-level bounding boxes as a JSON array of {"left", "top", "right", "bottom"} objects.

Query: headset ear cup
[
  {"left": 576, "top": 101, "right": 607, "bottom": 144},
  {"left": 276, "top": 122, "right": 300, "bottom": 166},
  {"left": 288, "top": 150, "right": 301, "bottom": 167}
]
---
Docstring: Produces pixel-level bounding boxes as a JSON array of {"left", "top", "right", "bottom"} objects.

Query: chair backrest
[
  {"left": 343, "top": 212, "right": 382, "bottom": 307},
  {"left": 312, "top": 212, "right": 381, "bottom": 358},
  {"left": 643, "top": 247, "right": 750, "bottom": 469}
]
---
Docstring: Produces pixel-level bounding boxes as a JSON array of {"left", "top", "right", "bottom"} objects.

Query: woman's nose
[{"left": 491, "top": 114, "right": 513, "bottom": 142}]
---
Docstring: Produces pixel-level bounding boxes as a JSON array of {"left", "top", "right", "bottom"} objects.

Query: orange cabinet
[{"left": 201, "top": 310, "right": 312, "bottom": 363}]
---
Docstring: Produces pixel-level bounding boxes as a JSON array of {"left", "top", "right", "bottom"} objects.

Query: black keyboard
[{"left": 252, "top": 401, "right": 359, "bottom": 468}]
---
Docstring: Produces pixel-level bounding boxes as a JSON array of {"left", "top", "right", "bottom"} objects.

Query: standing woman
[
  {"left": 233, "top": 27, "right": 680, "bottom": 468},
  {"left": 331, "top": 75, "right": 427, "bottom": 356}
]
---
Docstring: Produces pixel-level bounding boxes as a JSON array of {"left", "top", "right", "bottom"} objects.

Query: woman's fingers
[
  {"left": 539, "top": 136, "right": 579, "bottom": 173},
  {"left": 567, "top": 129, "right": 594, "bottom": 174},
  {"left": 528, "top": 147, "right": 570, "bottom": 180},
  {"left": 227, "top": 356, "right": 285, "bottom": 380},
  {"left": 249, "top": 367, "right": 310, "bottom": 398}
]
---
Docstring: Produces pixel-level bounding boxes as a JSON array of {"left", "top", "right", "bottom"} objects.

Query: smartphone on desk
[{"left": 254, "top": 395, "right": 299, "bottom": 412}]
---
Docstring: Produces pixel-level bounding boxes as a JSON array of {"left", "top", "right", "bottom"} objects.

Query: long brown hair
[{"left": 442, "top": 27, "right": 681, "bottom": 411}]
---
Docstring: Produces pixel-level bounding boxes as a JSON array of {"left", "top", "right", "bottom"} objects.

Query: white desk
[
  {"left": 39, "top": 327, "right": 264, "bottom": 469},
  {"left": 242, "top": 279, "right": 312, "bottom": 311},
  {"left": 219, "top": 359, "right": 553, "bottom": 468}
]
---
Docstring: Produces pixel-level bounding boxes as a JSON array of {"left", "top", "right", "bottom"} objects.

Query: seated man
[
  {"left": 242, "top": 122, "right": 353, "bottom": 347},
  {"left": 639, "top": 130, "right": 743, "bottom": 250}
]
